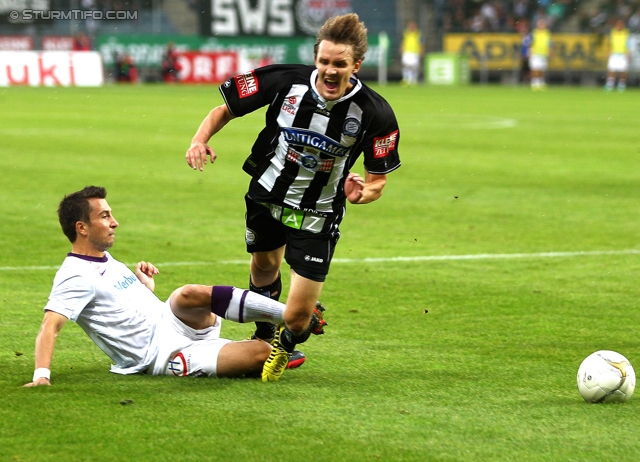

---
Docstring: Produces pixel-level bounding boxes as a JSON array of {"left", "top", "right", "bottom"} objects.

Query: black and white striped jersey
[{"left": 220, "top": 64, "right": 401, "bottom": 216}]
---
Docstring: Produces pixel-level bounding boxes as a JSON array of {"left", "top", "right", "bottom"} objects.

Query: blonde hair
[{"left": 314, "top": 13, "right": 368, "bottom": 63}]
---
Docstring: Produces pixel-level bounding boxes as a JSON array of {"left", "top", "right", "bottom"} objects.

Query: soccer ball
[{"left": 576, "top": 350, "right": 636, "bottom": 403}]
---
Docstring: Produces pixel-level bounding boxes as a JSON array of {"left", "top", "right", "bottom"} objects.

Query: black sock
[
  {"left": 250, "top": 272, "right": 281, "bottom": 340},
  {"left": 280, "top": 325, "right": 311, "bottom": 353}
]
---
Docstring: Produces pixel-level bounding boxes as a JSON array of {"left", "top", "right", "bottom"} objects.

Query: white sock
[{"left": 222, "top": 288, "right": 285, "bottom": 324}]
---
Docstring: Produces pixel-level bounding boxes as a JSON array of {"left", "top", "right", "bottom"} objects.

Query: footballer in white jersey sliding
[{"left": 24, "top": 186, "right": 326, "bottom": 387}]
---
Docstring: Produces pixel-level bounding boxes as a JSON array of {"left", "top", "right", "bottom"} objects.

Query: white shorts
[
  {"left": 608, "top": 53, "right": 629, "bottom": 73},
  {"left": 146, "top": 300, "right": 232, "bottom": 377},
  {"left": 529, "top": 54, "right": 548, "bottom": 71},
  {"left": 402, "top": 52, "right": 420, "bottom": 69}
]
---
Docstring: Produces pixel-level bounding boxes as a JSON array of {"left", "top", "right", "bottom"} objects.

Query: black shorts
[{"left": 244, "top": 195, "right": 340, "bottom": 282}]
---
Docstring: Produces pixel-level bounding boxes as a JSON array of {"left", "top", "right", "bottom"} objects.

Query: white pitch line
[
  {"left": 333, "top": 249, "right": 640, "bottom": 263},
  {"left": 1, "top": 250, "right": 638, "bottom": 272}
]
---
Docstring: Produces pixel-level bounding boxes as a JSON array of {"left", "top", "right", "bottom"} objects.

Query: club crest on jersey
[
  {"left": 286, "top": 148, "right": 334, "bottom": 173},
  {"left": 373, "top": 130, "right": 399, "bottom": 158},
  {"left": 245, "top": 227, "right": 256, "bottom": 245},
  {"left": 234, "top": 71, "right": 258, "bottom": 98},
  {"left": 343, "top": 118, "right": 361, "bottom": 137}
]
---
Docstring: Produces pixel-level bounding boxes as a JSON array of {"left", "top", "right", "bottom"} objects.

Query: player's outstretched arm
[
  {"left": 135, "top": 261, "right": 159, "bottom": 292},
  {"left": 23, "top": 310, "right": 68, "bottom": 387},
  {"left": 186, "top": 104, "right": 236, "bottom": 171},
  {"left": 346, "top": 171, "right": 387, "bottom": 204}
]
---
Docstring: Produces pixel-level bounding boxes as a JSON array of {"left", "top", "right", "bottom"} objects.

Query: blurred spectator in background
[
  {"left": 72, "top": 32, "right": 91, "bottom": 51},
  {"left": 451, "top": 4, "right": 468, "bottom": 31},
  {"left": 529, "top": 17, "right": 552, "bottom": 90},
  {"left": 628, "top": 8, "right": 640, "bottom": 32},
  {"left": 513, "top": 0, "right": 532, "bottom": 20},
  {"left": 161, "top": 42, "right": 182, "bottom": 83},
  {"left": 546, "top": 1, "right": 566, "bottom": 29},
  {"left": 605, "top": 18, "right": 631, "bottom": 91},
  {"left": 480, "top": 1, "right": 499, "bottom": 30},
  {"left": 401, "top": 20, "right": 424, "bottom": 85},
  {"left": 113, "top": 52, "right": 137, "bottom": 83},
  {"left": 613, "top": 0, "right": 632, "bottom": 18},
  {"left": 589, "top": 7, "right": 609, "bottom": 36},
  {"left": 469, "top": 7, "right": 489, "bottom": 32},
  {"left": 441, "top": 0, "right": 640, "bottom": 34},
  {"left": 578, "top": 11, "right": 592, "bottom": 32}
]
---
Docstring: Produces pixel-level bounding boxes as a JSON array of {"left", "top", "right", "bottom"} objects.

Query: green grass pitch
[{"left": 1, "top": 82, "right": 639, "bottom": 461}]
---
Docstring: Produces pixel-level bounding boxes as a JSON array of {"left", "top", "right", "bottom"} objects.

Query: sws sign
[{"left": 199, "top": 0, "right": 352, "bottom": 37}]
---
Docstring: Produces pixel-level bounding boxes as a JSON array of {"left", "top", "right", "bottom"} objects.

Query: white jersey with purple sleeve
[{"left": 44, "top": 252, "right": 164, "bottom": 374}]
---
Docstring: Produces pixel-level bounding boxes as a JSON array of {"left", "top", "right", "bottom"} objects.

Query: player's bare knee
[
  {"left": 251, "top": 263, "right": 278, "bottom": 282},
  {"left": 285, "top": 311, "right": 312, "bottom": 334},
  {"left": 177, "top": 284, "right": 208, "bottom": 307},
  {"left": 256, "top": 341, "right": 271, "bottom": 363}
]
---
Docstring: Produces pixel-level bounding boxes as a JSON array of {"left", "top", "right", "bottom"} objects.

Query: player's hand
[
  {"left": 23, "top": 378, "right": 51, "bottom": 387},
  {"left": 186, "top": 141, "right": 217, "bottom": 171},
  {"left": 345, "top": 173, "right": 365, "bottom": 204},
  {"left": 136, "top": 261, "right": 159, "bottom": 292}
]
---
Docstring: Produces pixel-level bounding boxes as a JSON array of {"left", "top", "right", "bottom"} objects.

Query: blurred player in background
[
  {"left": 605, "top": 18, "right": 631, "bottom": 92},
  {"left": 529, "top": 18, "right": 552, "bottom": 90},
  {"left": 185, "top": 13, "right": 401, "bottom": 382},
  {"left": 401, "top": 20, "right": 424, "bottom": 85},
  {"left": 518, "top": 20, "right": 532, "bottom": 85},
  {"left": 24, "top": 186, "right": 320, "bottom": 387}
]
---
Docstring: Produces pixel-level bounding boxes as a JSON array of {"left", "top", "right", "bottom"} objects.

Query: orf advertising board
[
  {"left": 175, "top": 51, "right": 239, "bottom": 83},
  {"left": 0, "top": 51, "right": 104, "bottom": 86}
]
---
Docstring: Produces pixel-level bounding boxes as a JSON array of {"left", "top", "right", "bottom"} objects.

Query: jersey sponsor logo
[
  {"left": 286, "top": 148, "right": 334, "bottom": 173},
  {"left": 234, "top": 71, "right": 258, "bottom": 98},
  {"left": 373, "top": 130, "right": 399, "bottom": 158},
  {"left": 282, "top": 127, "right": 350, "bottom": 157},
  {"left": 278, "top": 206, "right": 327, "bottom": 234},
  {"left": 343, "top": 117, "right": 361, "bottom": 137},
  {"left": 281, "top": 207, "right": 305, "bottom": 229},
  {"left": 113, "top": 273, "right": 138, "bottom": 291}
]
